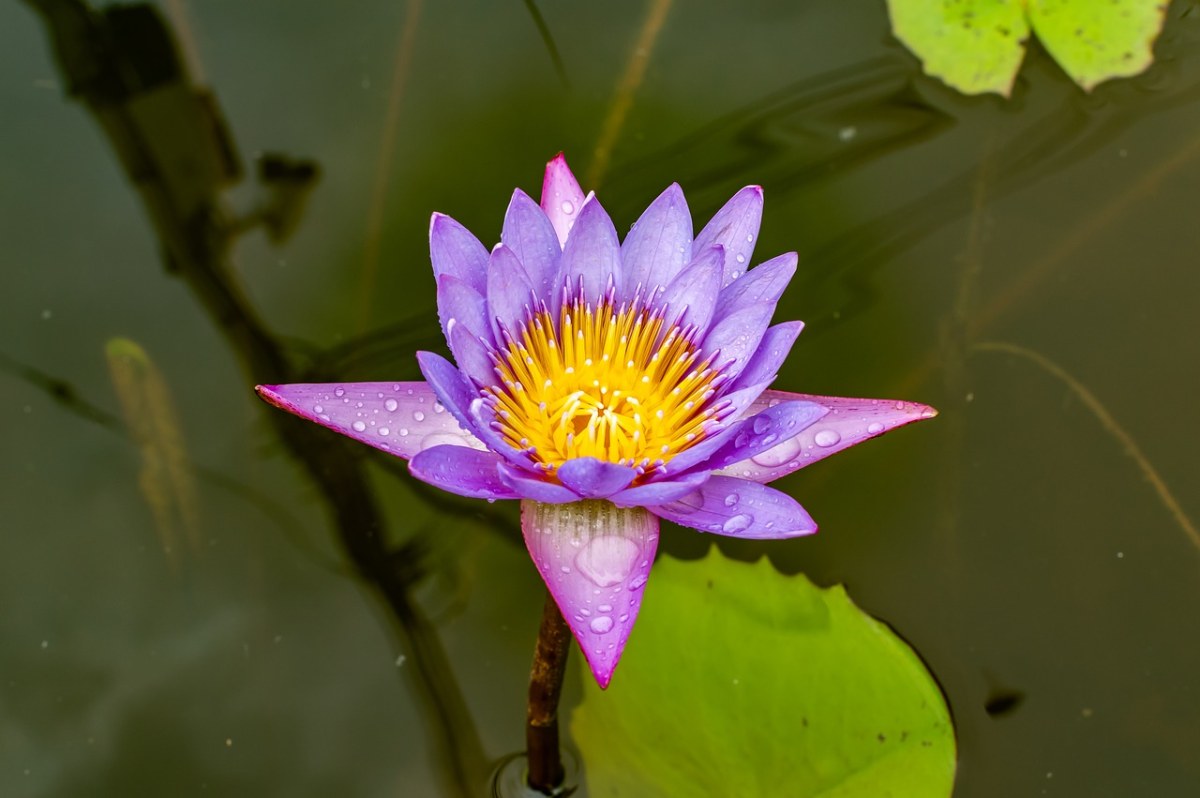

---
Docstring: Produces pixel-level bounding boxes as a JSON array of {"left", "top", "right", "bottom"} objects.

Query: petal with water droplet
[
  {"left": 522, "top": 500, "right": 660, "bottom": 688},
  {"left": 650, "top": 476, "right": 816, "bottom": 539},
  {"left": 254, "top": 381, "right": 480, "bottom": 460},
  {"left": 693, "top": 186, "right": 763, "bottom": 287},
  {"left": 410, "top": 445, "right": 519, "bottom": 499},
  {"left": 540, "top": 153, "right": 586, "bottom": 247},
  {"left": 429, "top": 213, "right": 488, "bottom": 295},
  {"left": 621, "top": 183, "right": 693, "bottom": 293},
  {"left": 718, "top": 390, "right": 939, "bottom": 483}
]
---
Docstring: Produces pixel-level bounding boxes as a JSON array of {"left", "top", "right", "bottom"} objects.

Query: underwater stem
[{"left": 526, "top": 591, "right": 572, "bottom": 794}]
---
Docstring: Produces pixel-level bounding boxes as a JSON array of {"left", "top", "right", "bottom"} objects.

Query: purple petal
[
  {"left": 693, "top": 186, "right": 763, "bottom": 287},
  {"left": 717, "top": 390, "right": 939, "bottom": 482},
  {"left": 558, "top": 197, "right": 621, "bottom": 306},
  {"left": 255, "top": 382, "right": 480, "bottom": 460},
  {"left": 498, "top": 463, "right": 578, "bottom": 503},
  {"left": 713, "top": 252, "right": 797, "bottom": 323},
  {"left": 608, "top": 471, "right": 711, "bottom": 508},
  {"left": 522, "top": 499, "right": 660, "bottom": 688},
  {"left": 557, "top": 457, "right": 637, "bottom": 499},
  {"left": 657, "top": 379, "right": 774, "bottom": 475},
  {"left": 436, "top": 275, "right": 492, "bottom": 350},
  {"left": 702, "top": 304, "right": 774, "bottom": 381},
  {"left": 448, "top": 322, "right": 495, "bottom": 387},
  {"left": 429, "top": 213, "right": 488, "bottom": 295},
  {"left": 729, "top": 321, "right": 804, "bottom": 391},
  {"left": 540, "top": 153, "right": 586, "bottom": 247},
  {"left": 620, "top": 183, "right": 693, "bottom": 294},
  {"left": 700, "top": 400, "right": 828, "bottom": 472},
  {"left": 487, "top": 244, "right": 534, "bottom": 338},
  {"left": 467, "top": 398, "right": 539, "bottom": 470},
  {"left": 502, "top": 189, "right": 561, "bottom": 299},
  {"left": 650, "top": 476, "right": 816, "bottom": 539},
  {"left": 659, "top": 245, "right": 723, "bottom": 336},
  {"left": 409, "top": 445, "right": 518, "bottom": 500},
  {"left": 416, "top": 351, "right": 483, "bottom": 438}
]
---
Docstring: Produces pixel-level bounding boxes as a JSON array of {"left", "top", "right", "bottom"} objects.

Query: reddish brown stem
[{"left": 526, "top": 592, "right": 572, "bottom": 794}]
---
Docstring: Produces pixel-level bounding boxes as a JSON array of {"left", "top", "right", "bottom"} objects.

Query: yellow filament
[{"left": 487, "top": 298, "right": 721, "bottom": 472}]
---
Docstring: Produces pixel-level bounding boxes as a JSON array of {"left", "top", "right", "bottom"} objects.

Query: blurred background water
[{"left": 2, "top": 1, "right": 1198, "bottom": 795}]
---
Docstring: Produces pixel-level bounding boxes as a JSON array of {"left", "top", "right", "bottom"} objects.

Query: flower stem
[{"left": 526, "top": 591, "right": 572, "bottom": 794}]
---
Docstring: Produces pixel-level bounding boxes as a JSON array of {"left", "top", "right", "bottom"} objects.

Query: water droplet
[
  {"left": 722, "top": 514, "right": 753, "bottom": 534},
  {"left": 420, "top": 432, "right": 469, "bottom": 450},
  {"left": 413, "top": 411, "right": 426, "bottom": 422},
  {"left": 379, "top": 427, "right": 390, "bottom": 436},
  {"left": 628, "top": 574, "right": 648, "bottom": 591},
  {"left": 313, "top": 404, "right": 324, "bottom": 414},
  {"left": 814, "top": 429, "right": 841, "bottom": 447},
  {"left": 746, "top": 233, "right": 754, "bottom": 243},
  {"left": 433, "top": 402, "right": 446, "bottom": 414},
  {"left": 867, "top": 422, "right": 884, "bottom": 434},
  {"left": 384, "top": 398, "right": 398, "bottom": 412},
  {"left": 334, "top": 387, "right": 345, "bottom": 397},
  {"left": 589, "top": 616, "right": 614, "bottom": 634},
  {"left": 752, "top": 415, "right": 771, "bottom": 434},
  {"left": 751, "top": 436, "right": 802, "bottom": 468},
  {"left": 576, "top": 536, "right": 640, "bottom": 587},
  {"left": 399, "top": 428, "right": 409, "bottom": 436},
  {"left": 352, "top": 421, "right": 366, "bottom": 432},
  {"left": 598, "top": 603, "right": 613, "bottom": 612},
  {"left": 735, "top": 254, "right": 746, "bottom": 264},
  {"left": 723, "top": 493, "right": 739, "bottom": 507},
  {"left": 561, "top": 200, "right": 574, "bottom": 215}
]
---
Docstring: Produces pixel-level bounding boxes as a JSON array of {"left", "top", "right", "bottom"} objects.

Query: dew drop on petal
[
  {"left": 867, "top": 422, "right": 885, "bottom": 434},
  {"left": 814, "top": 429, "right": 842, "bottom": 447},
  {"left": 589, "top": 616, "right": 614, "bottom": 634},
  {"left": 723, "top": 493, "right": 739, "bottom": 507},
  {"left": 384, "top": 398, "right": 398, "bottom": 412},
  {"left": 722, "top": 514, "right": 753, "bottom": 534},
  {"left": 561, "top": 200, "right": 574, "bottom": 215},
  {"left": 750, "top": 436, "right": 802, "bottom": 467},
  {"left": 413, "top": 411, "right": 426, "bottom": 422},
  {"left": 399, "top": 428, "right": 409, "bottom": 436},
  {"left": 576, "top": 536, "right": 640, "bottom": 587},
  {"left": 334, "top": 387, "right": 345, "bottom": 397},
  {"left": 313, "top": 404, "right": 324, "bottom": 414},
  {"left": 752, "top": 415, "right": 771, "bottom": 434},
  {"left": 379, "top": 427, "right": 390, "bottom": 436},
  {"left": 598, "top": 603, "right": 613, "bottom": 612},
  {"left": 420, "top": 432, "right": 470, "bottom": 450},
  {"left": 735, "top": 254, "right": 746, "bottom": 264},
  {"left": 352, "top": 421, "right": 366, "bottom": 432},
  {"left": 628, "top": 573, "right": 648, "bottom": 591}
]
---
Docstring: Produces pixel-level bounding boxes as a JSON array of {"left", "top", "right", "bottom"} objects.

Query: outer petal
[
  {"left": 502, "top": 189, "right": 561, "bottom": 299},
  {"left": 448, "top": 322, "right": 495, "bottom": 387},
  {"left": 659, "top": 245, "right": 723, "bottom": 336},
  {"left": 436, "top": 275, "right": 492, "bottom": 350},
  {"left": 699, "top": 400, "right": 828, "bottom": 472},
  {"left": 729, "top": 320, "right": 804, "bottom": 392},
  {"left": 430, "top": 213, "right": 488, "bottom": 295},
  {"left": 693, "top": 186, "right": 763, "bottom": 287},
  {"left": 620, "top": 183, "right": 693, "bottom": 293},
  {"left": 541, "top": 153, "right": 586, "bottom": 247},
  {"left": 557, "top": 457, "right": 637, "bottom": 499},
  {"left": 702, "top": 303, "right": 774, "bottom": 381},
  {"left": 254, "top": 382, "right": 480, "bottom": 460},
  {"left": 712, "top": 252, "right": 797, "bottom": 324},
  {"left": 717, "top": 390, "right": 939, "bottom": 482},
  {"left": 650, "top": 476, "right": 817, "bottom": 538},
  {"left": 608, "top": 471, "right": 711, "bottom": 508},
  {"left": 522, "top": 499, "right": 659, "bottom": 688},
  {"left": 498, "top": 463, "right": 579, "bottom": 503},
  {"left": 558, "top": 197, "right": 621, "bottom": 306},
  {"left": 486, "top": 244, "right": 535, "bottom": 338},
  {"left": 409, "top": 445, "right": 518, "bottom": 500}
]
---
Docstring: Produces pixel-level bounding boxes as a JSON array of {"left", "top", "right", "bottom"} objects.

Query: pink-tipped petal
[
  {"left": 693, "top": 186, "right": 764, "bottom": 287},
  {"left": 650, "top": 476, "right": 817, "bottom": 539},
  {"left": 621, "top": 183, "right": 693, "bottom": 292},
  {"left": 430, "top": 213, "right": 489, "bottom": 295},
  {"left": 522, "top": 499, "right": 660, "bottom": 689},
  {"left": 541, "top": 153, "right": 586, "bottom": 247},
  {"left": 255, "top": 382, "right": 482, "bottom": 460},
  {"left": 718, "top": 390, "right": 939, "bottom": 483}
]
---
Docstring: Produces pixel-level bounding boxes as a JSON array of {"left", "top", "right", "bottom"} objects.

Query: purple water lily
[{"left": 256, "top": 154, "right": 936, "bottom": 688}]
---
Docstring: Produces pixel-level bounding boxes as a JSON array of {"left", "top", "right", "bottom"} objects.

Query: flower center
[{"left": 486, "top": 296, "right": 723, "bottom": 471}]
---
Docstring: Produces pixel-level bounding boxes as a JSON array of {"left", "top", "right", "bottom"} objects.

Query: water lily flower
[{"left": 256, "top": 154, "right": 936, "bottom": 688}]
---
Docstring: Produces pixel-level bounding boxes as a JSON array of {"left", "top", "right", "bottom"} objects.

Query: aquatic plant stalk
[{"left": 526, "top": 591, "right": 572, "bottom": 793}]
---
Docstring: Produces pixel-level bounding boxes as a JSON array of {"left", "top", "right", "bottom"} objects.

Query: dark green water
[{"left": 3, "top": 1, "right": 1198, "bottom": 795}]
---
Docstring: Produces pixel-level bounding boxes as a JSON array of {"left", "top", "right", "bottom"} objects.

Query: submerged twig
[
  {"left": 526, "top": 592, "right": 573, "bottom": 795},
  {"left": 975, "top": 340, "right": 1199, "bottom": 552}
]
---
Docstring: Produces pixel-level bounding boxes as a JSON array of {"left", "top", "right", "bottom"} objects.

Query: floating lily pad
[
  {"left": 887, "top": 0, "right": 1168, "bottom": 96},
  {"left": 570, "top": 549, "right": 956, "bottom": 797}
]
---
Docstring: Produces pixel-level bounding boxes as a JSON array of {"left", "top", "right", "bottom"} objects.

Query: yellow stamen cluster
[{"left": 487, "top": 297, "right": 722, "bottom": 472}]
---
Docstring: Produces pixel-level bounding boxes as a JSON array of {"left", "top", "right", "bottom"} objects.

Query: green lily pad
[
  {"left": 570, "top": 549, "right": 955, "bottom": 797},
  {"left": 886, "top": 0, "right": 1167, "bottom": 96}
]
